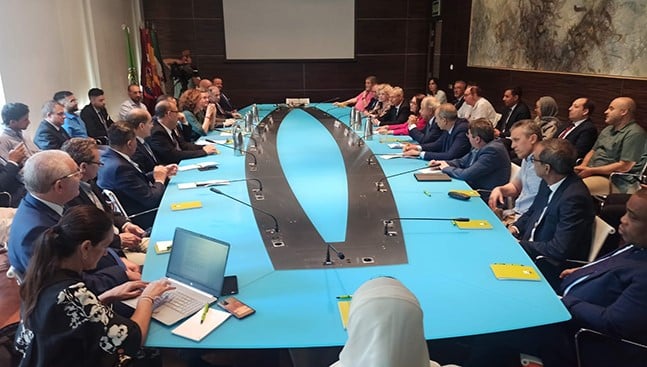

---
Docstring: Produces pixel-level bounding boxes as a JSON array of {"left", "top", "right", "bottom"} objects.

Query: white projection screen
[{"left": 222, "top": 0, "right": 355, "bottom": 60}]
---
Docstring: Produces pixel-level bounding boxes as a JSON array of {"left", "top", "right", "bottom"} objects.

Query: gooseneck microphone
[
  {"left": 210, "top": 188, "right": 279, "bottom": 233},
  {"left": 205, "top": 139, "right": 258, "bottom": 169},
  {"left": 323, "top": 243, "right": 345, "bottom": 266},
  {"left": 376, "top": 166, "right": 428, "bottom": 192},
  {"left": 383, "top": 217, "right": 470, "bottom": 236},
  {"left": 366, "top": 153, "right": 378, "bottom": 165}
]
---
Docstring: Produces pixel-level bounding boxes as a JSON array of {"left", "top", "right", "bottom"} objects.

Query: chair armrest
[{"left": 575, "top": 328, "right": 647, "bottom": 367}]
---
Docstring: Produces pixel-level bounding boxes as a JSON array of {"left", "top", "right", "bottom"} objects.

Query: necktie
[
  {"left": 171, "top": 130, "right": 181, "bottom": 150},
  {"left": 143, "top": 141, "right": 157, "bottom": 163},
  {"left": 529, "top": 188, "right": 552, "bottom": 241},
  {"left": 84, "top": 185, "right": 104, "bottom": 210},
  {"left": 468, "top": 149, "right": 478, "bottom": 166},
  {"left": 501, "top": 108, "right": 512, "bottom": 132},
  {"left": 558, "top": 123, "right": 575, "bottom": 139}
]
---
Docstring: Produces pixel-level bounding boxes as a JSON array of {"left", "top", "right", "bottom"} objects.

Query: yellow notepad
[
  {"left": 338, "top": 300, "right": 351, "bottom": 329},
  {"left": 154, "top": 240, "right": 172, "bottom": 254},
  {"left": 170, "top": 200, "right": 203, "bottom": 211},
  {"left": 490, "top": 263, "right": 541, "bottom": 281},
  {"left": 449, "top": 189, "right": 480, "bottom": 197},
  {"left": 453, "top": 219, "right": 492, "bottom": 229}
]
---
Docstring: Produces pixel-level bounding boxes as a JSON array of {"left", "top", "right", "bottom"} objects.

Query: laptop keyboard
[{"left": 156, "top": 289, "right": 205, "bottom": 314}]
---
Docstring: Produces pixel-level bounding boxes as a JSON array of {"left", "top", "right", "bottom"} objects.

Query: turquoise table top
[{"left": 141, "top": 103, "right": 570, "bottom": 348}]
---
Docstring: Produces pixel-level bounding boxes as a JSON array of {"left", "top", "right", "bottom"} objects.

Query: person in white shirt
[
  {"left": 118, "top": 84, "right": 147, "bottom": 120},
  {"left": 463, "top": 86, "right": 497, "bottom": 127}
]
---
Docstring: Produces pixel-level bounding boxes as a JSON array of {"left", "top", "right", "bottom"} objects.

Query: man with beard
[
  {"left": 55, "top": 91, "right": 88, "bottom": 138},
  {"left": 118, "top": 84, "right": 147, "bottom": 120}
]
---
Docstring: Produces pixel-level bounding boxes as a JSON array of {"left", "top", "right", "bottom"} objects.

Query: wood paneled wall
[
  {"left": 437, "top": 1, "right": 647, "bottom": 128},
  {"left": 143, "top": 0, "right": 432, "bottom": 107}
]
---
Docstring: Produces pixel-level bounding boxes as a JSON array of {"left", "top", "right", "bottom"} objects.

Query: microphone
[
  {"left": 376, "top": 166, "right": 428, "bottom": 192},
  {"left": 323, "top": 243, "right": 345, "bottom": 266},
  {"left": 210, "top": 188, "right": 279, "bottom": 233},
  {"left": 205, "top": 139, "right": 257, "bottom": 170},
  {"left": 366, "top": 153, "right": 377, "bottom": 165},
  {"left": 383, "top": 217, "right": 470, "bottom": 236},
  {"left": 247, "top": 136, "right": 259, "bottom": 151}
]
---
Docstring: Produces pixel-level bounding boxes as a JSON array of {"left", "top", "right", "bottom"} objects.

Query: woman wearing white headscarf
[{"left": 330, "top": 277, "right": 442, "bottom": 367}]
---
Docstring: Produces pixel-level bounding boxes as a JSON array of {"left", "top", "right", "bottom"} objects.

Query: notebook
[
  {"left": 123, "top": 228, "right": 232, "bottom": 325},
  {"left": 490, "top": 263, "right": 541, "bottom": 281}
]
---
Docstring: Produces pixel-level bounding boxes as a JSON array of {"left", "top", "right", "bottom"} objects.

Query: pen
[
  {"left": 336, "top": 295, "right": 352, "bottom": 300},
  {"left": 423, "top": 190, "right": 432, "bottom": 197},
  {"left": 200, "top": 303, "right": 209, "bottom": 324}
]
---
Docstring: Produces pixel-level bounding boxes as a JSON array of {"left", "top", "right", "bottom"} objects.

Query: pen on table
[
  {"left": 200, "top": 303, "right": 209, "bottom": 324},
  {"left": 336, "top": 295, "right": 352, "bottom": 300}
]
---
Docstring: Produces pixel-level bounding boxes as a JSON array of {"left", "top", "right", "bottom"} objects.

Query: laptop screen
[{"left": 166, "top": 227, "right": 230, "bottom": 296}]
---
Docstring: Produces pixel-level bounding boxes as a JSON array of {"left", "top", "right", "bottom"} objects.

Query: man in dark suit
[
  {"left": 438, "top": 118, "right": 511, "bottom": 198},
  {"left": 8, "top": 150, "right": 131, "bottom": 293},
  {"left": 79, "top": 88, "right": 114, "bottom": 143},
  {"left": 451, "top": 80, "right": 467, "bottom": 110},
  {"left": 556, "top": 97, "right": 598, "bottom": 159},
  {"left": 33, "top": 100, "right": 70, "bottom": 150},
  {"left": 510, "top": 139, "right": 594, "bottom": 263},
  {"left": 496, "top": 86, "right": 531, "bottom": 138},
  {"left": 123, "top": 108, "right": 159, "bottom": 174},
  {"left": 408, "top": 96, "right": 442, "bottom": 145},
  {"left": 148, "top": 100, "right": 217, "bottom": 165},
  {"left": 402, "top": 103, "right": 471, "bottom": 161},
  {"left": 97, "top": 121, "right": 172, "bottom": 229},
  {"left": 62, "top": 138, "right": 148, "bottom": 264},
  {"left": 213, "top": 77, "right": 236, "bottom": 113},
  {"left": 374, "top": 87, "right": 410, "bottom": 126}
]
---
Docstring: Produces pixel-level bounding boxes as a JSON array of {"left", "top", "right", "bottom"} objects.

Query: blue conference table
[{"left": 141, "top": 103, "right": 570, "bottom": 348}]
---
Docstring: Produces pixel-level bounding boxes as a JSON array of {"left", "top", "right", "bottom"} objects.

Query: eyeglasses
[
  {"left": 85, "top": 161, "right": 104, "bottom": 167},
  {"left": 51, "top": 169, "right": 82, "bottom": 186},
  {"left": 529, "top": 156, "right": 546, "bottom": 165}
]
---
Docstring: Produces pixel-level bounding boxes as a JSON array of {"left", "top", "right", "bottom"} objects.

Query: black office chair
[
  {"left": 574, "top": 328, "right": 647, "bottom": 367},
  {"left": 0, "top": 192, "right": 11, "bottom": 208}
]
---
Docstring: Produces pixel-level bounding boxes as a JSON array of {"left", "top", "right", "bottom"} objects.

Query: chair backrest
[
  {"left": 589, "top": 216, "right": 616, "bottom": 262},
  {"left": 510, "top": 162, "right": 521, "bottom": 181},
  {"left": 102, "top": 189, "right": 128, "bottom": 217}
]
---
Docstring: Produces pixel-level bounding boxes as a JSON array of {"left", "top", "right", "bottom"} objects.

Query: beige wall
[{"left": 0, "top": 0, "right": 142, "bottom": 134}]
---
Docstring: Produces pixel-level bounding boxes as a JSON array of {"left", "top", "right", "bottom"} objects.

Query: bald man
[{"left": 574, "top": 97, "right": 647, "bottom": 195}]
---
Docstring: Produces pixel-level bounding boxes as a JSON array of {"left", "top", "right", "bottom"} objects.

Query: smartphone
[
  {"left": 217, "top": 296, "right": 255, "bottom": 319},
  {"left": 222, "top": 275, "right": 239, "bottom": 295}
]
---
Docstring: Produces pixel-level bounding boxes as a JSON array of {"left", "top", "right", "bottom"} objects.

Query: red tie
[{"left": 558, "top": 123, "right": 575, "bottom": 139}]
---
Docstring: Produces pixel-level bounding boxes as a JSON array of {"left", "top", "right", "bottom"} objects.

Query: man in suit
[
  {"left": 213, "top": 77, "right": 236, "bottom": 113},
  {"left": 208, "top": 85, "right": 241, "bottom": 121},
  {"left": 124, "top": 108, "right": 159, "bottom": 174},
  {"left": 556, "top": 97, "right": 598, "bottom": 159},
  {"left": 510, "top": 138, "right": 594, "bottom": 263},
  {"left": 374, "top": 87, "right": 410, "bottom": 126},
  {"left": 574, "top": 97, "right": 646, "bottom": 195},
  {"left": 33, "top": 100, "right": 70, "bottom": 150},
  {"left": 80, "top": 88, "right": 114, "bottom": 143},
  {"left": 407, "top": 96, "right": 442, "bottom": 146},
  {"left": 0, "top": 103, "right": 34, "bottom": 206},
  {"left": 62, "top": 138, "right": 148, "bottom": 264},
  {"left": 452, "top": 80, "right": 467, "bottom": 110},
  {"left": 435, "top": 118, "right": 511, "bottom": 199},
  {"left": 148, "top": 100, "right": 217, "bottom": 165},
  {"left": 402, "top": 103, "right": 471, "bottom": 161},
  {"left": 7, "top": 150, "right": 132, "bottom": 293},
  {"left": 97, "top": 121, "right": 172, "bottom": 229},
  {"left": 496, "top": 86, "right": 531, "bottom": 138}
]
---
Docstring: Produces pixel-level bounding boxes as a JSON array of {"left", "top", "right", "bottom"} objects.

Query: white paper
[
  {"left": 388, "top": 143, "right": 403, "bottom": 149},
  {"left": 172, "top": 307, "right": 231, "bottom": 342},
  {"left": 416, "top": 168, "right": 442, "bottom": 174},
  {"left": 379, "top": 154, "right": 404, "bottom": 160},
  {"left": 155, "top": 240, "right": 173, "bottom": 252},
  {"left": 177, "top": 162, "right": 219, "bottom": 172},
  {"left": 178, "top": 180, "right": 231, "bottom": 190}
]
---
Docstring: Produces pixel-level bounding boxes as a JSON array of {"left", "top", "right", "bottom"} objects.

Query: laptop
[{"left": 123, "top": 227, "right": 231, "bottom": 325}]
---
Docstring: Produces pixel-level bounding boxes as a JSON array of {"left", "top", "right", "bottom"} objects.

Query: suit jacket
[
  {"left": 219, "top": 92, "right": 235, "bottom": 112},
  {"left": 560, "top": 245, "right": 647, "bottom": 344},
  {"left": 453, "top": 96, "right": 465, "bottom": 110},
  {"left": 409, "top": 117, "right": 442, "bottom": 145},
  {"left": 378, "top": 102, "right": 410, "bottom": 126},
  {"left": 515, "top": 173, "right": 594, "bottom": 262},
  {"left": 555, "top": 118, "right": 598, "bottom": 159},
  {"left": 0, "top": 160, "right": 25, "bottom": 207},
  {"left": 421, "top": 118, "right": 471, "bottom": 161},
  {"left": 65, "top": 179, "right": 129, "bottom": 253},
  {"left": 132, "top": 139, "right": 159, "bottom": 174},
  {"left": 497, "top": 102, "right": 532, "bottom": 137},
  {"left": 443, "top": 140, "right": 511, "bottom": 192},
  {"left": 8, "top": 193, "right": 127, "bottom": 292},
  {"left": 33, "top": 120, "right": 70, "bottom": 150},
  {"left": 80, "top": 104, "right": 113, "bottom": 142},
  {"left": 147, "top": 121, "right": 206, "bottom": 165},
  {"left": 97, "top": 148, "right": 165, "bottom": 229}
]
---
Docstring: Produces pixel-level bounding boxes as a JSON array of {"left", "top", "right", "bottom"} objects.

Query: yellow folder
[
  {"left": 170, "top": 200, "right": 203, "bottom": 211},
  {"left": 490, "top": 263, "right": 541, "bottom": 281},
  {"left": 453, "top": 219, "right": 493, "bottom": 229}
]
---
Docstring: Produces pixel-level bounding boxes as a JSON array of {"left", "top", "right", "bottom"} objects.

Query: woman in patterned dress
[{"left": 14, "top": 205, "right": 173, "bottom": 367}]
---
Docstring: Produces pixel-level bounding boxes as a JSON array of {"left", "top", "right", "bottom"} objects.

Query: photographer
[{"left": 163, "top": 49, "right": 199, "bottom": 97}]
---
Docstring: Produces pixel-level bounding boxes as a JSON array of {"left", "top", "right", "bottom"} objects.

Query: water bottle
[{"left": 233, "top": 122, "right": 243, "bottom": 156}]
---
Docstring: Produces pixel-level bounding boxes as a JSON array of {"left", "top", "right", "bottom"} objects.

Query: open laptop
[{"left": 123, "top": 227, "right": 231, "bottom": 325}]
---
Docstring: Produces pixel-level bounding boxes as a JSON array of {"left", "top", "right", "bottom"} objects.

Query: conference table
[{"left": 141, "top": 103, "right": 570, "bottom": 349}]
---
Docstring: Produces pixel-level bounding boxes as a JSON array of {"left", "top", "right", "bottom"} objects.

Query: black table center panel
[{"left": 242, "top": 106, "right": 407, "bottom": 270}]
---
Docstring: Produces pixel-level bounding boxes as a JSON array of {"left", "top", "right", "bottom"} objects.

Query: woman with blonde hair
[
  {"left": 179, "top": 88, "right": 215, "bottom": 141},
  {"left": 364, "top": 84, "right": 393, "bottom": 119}
]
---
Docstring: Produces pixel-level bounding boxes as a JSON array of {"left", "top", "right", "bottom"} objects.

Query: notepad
[
  {"left": 453, "top": 219, "right": 493, "bottom": 229},
  {"left": 337, "top": 300, "right": 351, "bottom": 329},
  {"left": 154, "top": 240, "right": 173, "bottom": 254},
  {"left": 448, "top": 189, "right": 480, "bottom": 197},
  {"left": 171, "top": 307, "right": 231, "bottom": 342},
  {"left": 177, "top": 162, "right": 219, "bottom": 172},
  {"left": 490, "top": 263, "right": 541, "bottom": 281},
  {"left": 170, "top": 201, "right": 203, "bottom": 211}
]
